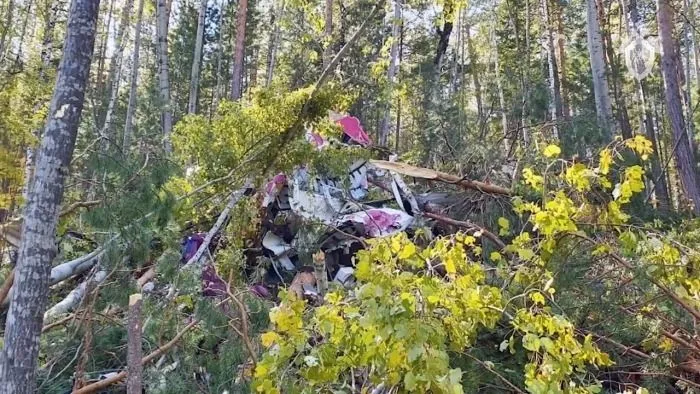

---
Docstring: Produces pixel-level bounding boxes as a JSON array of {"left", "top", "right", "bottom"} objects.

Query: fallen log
[
  {"left": 370, "top": 160, "right": 511, "bottom": 196},
  {"left": 44, "top": 269, "right": 107, "bottom": 320}
]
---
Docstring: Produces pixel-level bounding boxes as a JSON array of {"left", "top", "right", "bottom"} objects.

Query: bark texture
[
  {"left": 123, "top": 0, "right": 145, "bottom": 150},
  {"left": 230, "top": 0, "right": 249, "bottom": 100},
  {"left": 156, "top": 0, "right": 173, "bottom": 152},
  {"left": 657, "top": 0, "right": 700, "bottom": 214},
  {"left": 188, "top": 0, "right": 207, "bottom": 114},
  {"left": 0, "top": 0, "right": 100, "bottom": 391},
  {"left": 586, "top": 0, "right": 614, "bottom": 140},
  {"left": 378, "top": 0, "right": 402, "bottom": 147}
]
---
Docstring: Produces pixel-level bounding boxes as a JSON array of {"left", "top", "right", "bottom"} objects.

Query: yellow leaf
[
  {"left": 498, "top": 217, "right": 510, "bottom": 236},
  {"left": 599, "top": 148, "right": 613, "bottom": 175},
  {"left": 530, "top": 291, "right": 546, "bottom": 305},
  {"left": 490, "top": 251, "right": 502, "bottom": 262},
  {"left": 261, "top": 331, "right": 279, "bottom": 348},
  {"left": 543, "top": 144, "right": 561, "bottom": 158}
]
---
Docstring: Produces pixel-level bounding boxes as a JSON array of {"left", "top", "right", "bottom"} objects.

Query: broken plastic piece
[{"left": 334, "top": 266, "right": 355, "bottom": 288}]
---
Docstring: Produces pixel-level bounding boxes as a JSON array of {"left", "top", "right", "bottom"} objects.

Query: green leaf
[
  {"left": 404, "top": 371, "right": 417, "bottom": 390},
  {"left": 522, "top": 334, "right": 541, "bottom": 352}
]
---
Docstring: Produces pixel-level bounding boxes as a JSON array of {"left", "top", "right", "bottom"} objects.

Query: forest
[{"left": 1, "top": 0, "right": 700, "bottom": 392}]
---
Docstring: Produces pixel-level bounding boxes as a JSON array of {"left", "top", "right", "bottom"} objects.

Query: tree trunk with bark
[
  {"left": 188, "top": 0, "right": 207, "bottom": 114},
  {"left": 156, "top": 0, "right": 173, "bottom": 152},
  {"left": 586, "top": 0, "right": 614, "bottom": 140},
  {"left": 265, "top": 0, "right": 282, "bottom": 86},
  {"left": 465, "top": 20, "right": 483, "bottom": 120},
  {"left": 378, "top": 0, "right": 401, "bottom": 147},
  {"left": 0, "top": 0, "right": 15, "bottom": 62},
  {"left": 541, "top": 0, "right": 563, "bottom": 137},
  {"left": 22, "top": 0, "right": 57, "bottom": 205},
  {"left": 123, "top": 0, "right": 145, "bottom": 151},
  {"left": 323, "top": 0, "right": 333, "bottom": 68},
  {"left": 657, "top": 0, "right": 700, "bottom": 214},
  {"left": 554, "top": 3, "right": 570, "bottom": 118},
  {"left": 231, "top": 0, "right": 248, "bottom": 100},
  {"left": 0, "top": 0, "right": 100, "bottom": 390},
  {"left": 100, "top": 0, "right": 134, "bottom": 151}
]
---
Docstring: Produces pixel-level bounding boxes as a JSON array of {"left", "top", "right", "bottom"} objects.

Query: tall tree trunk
[
  {"left": 100, "top": 0, "right": 134, "bottom": 151},
  {"left": 156, "top": 0, "right": 173, "bottom": 152},
  {"left": 554, "top": 1, "right": 570, "bottom": 118},
  {"left": 323, "top": 0, "right": 333, "bottom": 67},
  {"left": 683, "top": 0, "right": 695, "bottom": 154},
  {"left": 230, "top": 0, "right": 248, "bottom": 100},
  {"left": 95, "top": 0, "right": 115, "bottom": 101},
  {"left": 378, "top": 0, "right": 401, "bottom": 147},
  {"left": 0, "top": 0, "right": 99, "bottom": 390},
  {"left": 465, "top": 20, "right": 483, "bottom": 119},
  {"left": 266, "top": 0, "right": 284, "bottom": 86},
  {"left": 13, "top": 1, "right": 32, "bottom": 64},
  {"left": 395, "top": 18, "right": 404, "bottom": 152},
  {"left": 0, "top": 0, "right": 15, "bottom": 62},
  {"left": 541, "top": 0, "right": 562, "bottom": 138},
  {"left": 211, "top": 0, "right": 226, "bottom": 115},
  {"left": 22, "top": 0, "right": 57, "bottom": 205},
  {"left": 586, "top": 0, "right": 614, "bottom": 140},
  {"left": 123, "top": 0, "right": 145, "bottom": 150},
  {"left": 598, "top": 0, "right": 633, "bottom": 139},
  {"left": 657, "top": 0, "right": 700, "bottom": 214},
  {"left": 188, "top": 0, "right": 207, "bottom": 114},
  {"left": 494, "top": 27, "right": 510, "bottom": 154}
]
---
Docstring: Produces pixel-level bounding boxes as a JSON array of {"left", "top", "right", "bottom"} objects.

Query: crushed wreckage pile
[{"left": 172, "top": 111, "right": 512, "bottom": 304}]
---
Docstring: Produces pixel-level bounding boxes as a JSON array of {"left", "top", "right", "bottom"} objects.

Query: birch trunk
[
  {"left": 100, "top": 0, "right": 134, "bottom": 151},
  {"left": 0, "top": 0, "right": 100, "bottom": 390},
  {"left": 122, "top": 0, "right": 145, "bottom": 151},
  {"left": 156, "top": 0, "right": 173, "bottom": 152},
  {"left": 657, "top": 0, "right": 700, "bottom": 214},
  {"left": 231, "top": 0, "right": 248, "bottom": 100},
  {"left": 188, "top": 0, "right": 207, "bottom": 114},
  {"left": 586, "top": 0, "right": 614, "bottom": 140},
  {"left": 22, "top": 0, "right": 57, "bottom": 205},
  {"left": 378, "top": 0, "right": 401, "bottom": 147}
]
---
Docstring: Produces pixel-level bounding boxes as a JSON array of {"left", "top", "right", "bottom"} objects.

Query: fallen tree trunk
[
  {"left": 370, "top": 160, "right": 511, "bottom": 196},
  {"left": 44, "top": 269, "right": 107, "bottom": 320}
]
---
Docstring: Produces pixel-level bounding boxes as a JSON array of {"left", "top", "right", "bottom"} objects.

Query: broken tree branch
[
  {"left": 44, "top": 270, "right": 107, "bottom": 320},
  {"left": 423, "top": 211, "right": 506, "bottom": 250},
  {"left": 183, "top": 182, "right": 251, "bottom": 267},
  {"left": 370, "top": 160, "right": 511, "bottom": 196},
  {"left": 127, "top": 294, "right": 143, "bottom": 394}
]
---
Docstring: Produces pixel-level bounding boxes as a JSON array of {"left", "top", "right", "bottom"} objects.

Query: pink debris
[
  {"left": 263, "top": 173, "right": 287, "bottom": 207},
  {"left": 305, "top": 130, "right": 328, "bottom": 150},
  {"left": 335, "top": 115, "right": 371, "bottom": 146},
  {"left": 364, "top": 209, "right": 401, "bottom": 236}
]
